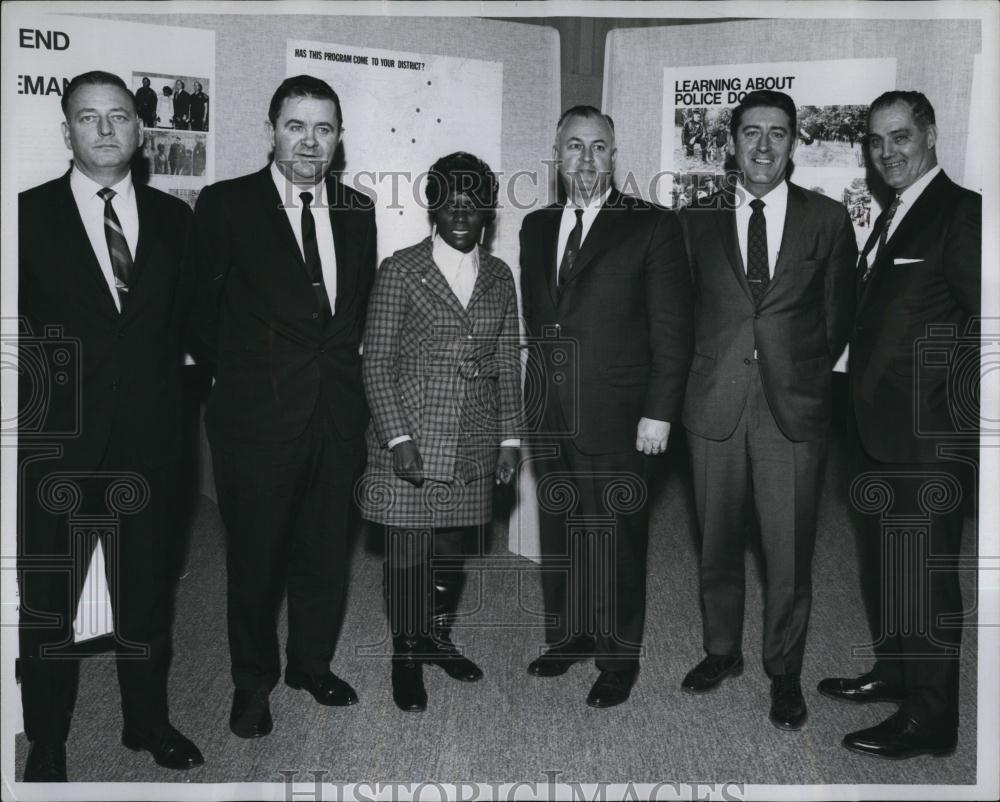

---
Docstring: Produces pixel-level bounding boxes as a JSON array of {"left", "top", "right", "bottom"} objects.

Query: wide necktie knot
[
  {"left": 299, "top": 191, "right": 313, "bottom": 208},
  {"left": 98, "top": 187, "right": 116, "bottom": 203},
  {"left": 749, "top": 198, "right": 765, "bottom": 213}
]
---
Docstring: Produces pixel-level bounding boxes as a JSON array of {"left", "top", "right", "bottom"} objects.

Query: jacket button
[
  {"left": 111, "top": 380, "right": 119, "bottom": 390},
  {"left": 753, "top": 312, "right": 760, "bottom": 320},
  {"left": 743, "top": 358, "right": 751, "bottom": 366},
  {"left": 312, "top": 312, "right": 319, "bottom": 319}
]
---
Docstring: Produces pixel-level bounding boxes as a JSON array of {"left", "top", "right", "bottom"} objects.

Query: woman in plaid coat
[{"left": 358, "top": 153, "right": 522, "bottom": 711}]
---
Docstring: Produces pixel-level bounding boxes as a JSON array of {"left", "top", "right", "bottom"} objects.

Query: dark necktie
[
  {"left": 96, "top": 187, "right": 133, "bottom": 307},
  {"left": 299, "top": 191, "right": 332, "bottom": 318},
  {"left": 746, "top": 198, "right": 769, "bottom": 303},
  {"left": 558, "top": 208, "right": 584, "bottom": 286},
  {"left": 861, "top": 195, "right": 901, "bottom": 283}
]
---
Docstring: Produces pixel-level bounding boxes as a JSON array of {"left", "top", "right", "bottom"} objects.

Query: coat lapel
[
  {"left": 467, "top": 247, "right": 499, "bottom": 312},
  {"left": 259, "top": 167, "right": 310, "bottom": 277},
  {"left": 714, "top": 204, "right": 753, "bottom": 304},
  {"left": 123, "top": 183, "right": 161, "bottom": 317},
  {"left": 560, "top": 189, "right": 628, "bottom": 284},
  {"left": 56, "top": 172, "right": 120, "bottom": 319},
  {"left": 540, "top": 205, "right": 562, "bottom": 307},
  {"left": 768, "top": 184, "right": 807, "bottom": 289}
]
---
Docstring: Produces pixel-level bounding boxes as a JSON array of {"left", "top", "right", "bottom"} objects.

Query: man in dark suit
[
  {"left": 171, "top": 79, "right": 190, "bottom": 130},
  {"left": 819, "top": 91, "right": 980, "bottom": 759},
  {"left": 520, "top": 105, "right": 694, "bottom": 708},
  {"left": 678, "top": 90, "right": 856, "bottom": 730},
  {"left": 191, "top": 75, "right": 377, "bottom": 738},
  {"left": 135, "top": 76, "right": 158, "bottom": 128},
  {"left": 188, "top": 82, "right": 209, "bottom": 132},
  {"left": 17, "top": 70, "right": 203, "bottom": 782}
]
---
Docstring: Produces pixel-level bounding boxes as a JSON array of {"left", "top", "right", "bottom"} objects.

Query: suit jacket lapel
[
  {"left": 561, "top": 189, "right": 627, "bottom": 284},
  {"left": 769, "top": 184, "right": 807, "bottom": 287},
  {"left": 326, "top": 176, "right": 352, "bottom": 315},
  {"left": 260, "top": 167, "right": 309, "bottom": 277},
  {"left": 467, "top": 248, "right": 499, "bottom": 312},
  {"left": 714, "top": 204, "right": 753, "bottom": 304},
  {"left": 57, "top": 172, "right": 120, "bottom": 319},
  {"left": 123, "top": 184, "right": 161, "bottom": 317},
  {"left": 540, "top": 205, "right": 562, "bottom": 307}
]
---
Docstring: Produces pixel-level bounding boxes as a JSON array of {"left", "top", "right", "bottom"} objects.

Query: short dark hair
[
  {"left": 425, "top": 151, "right": 498, "bottom": 215},
  {"left": 61, "top": 70, "right": 136, "bottom": 116},
  {"left": 868, "top": 90, "right": 936, "bottom": 130},
  {"left": 729, "top": 90, "right": 797, "bottom": 140},
  {"left": 268, "top": 75, "right": 343, "bottom": 129},
  {"left": 556, "top": 105, "right": 615, "bottom": 137}
]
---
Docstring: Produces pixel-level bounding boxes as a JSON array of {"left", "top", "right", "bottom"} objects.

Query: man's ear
[
  {"left": 926, "top": 124, "right": 938, "bottom": 151},
  {"left": 61, "top": 120, "right": 72, "bottom": 152}
]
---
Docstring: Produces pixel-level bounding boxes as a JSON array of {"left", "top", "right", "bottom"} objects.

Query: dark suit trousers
[
  {"left": 212, "top": 410, "right": 364, "bottom": 691},
  {"left": 534, "top": 430, "right": 651, "bottom": 673},
  {"left": 687, "top": 364, "right": 824, "bottom": 676},
  {"left": 17, "top": 448, "right": 176, "bottom": 743},
  {"left": 852, "top": 443, "right": 969, "bottom": 732}
]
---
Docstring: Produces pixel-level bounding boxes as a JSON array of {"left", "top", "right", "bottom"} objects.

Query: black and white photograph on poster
[
  {"left": 132, "top": 72, "right": 211, "bottom": 131},
  {"left": 143, "top": 130, "right": 208, "bottom": 177},
  {"left": 0, "top": 2, "right": 997, "bottom": 802},
  {"left": 670, "top": 170, "right": 734, "bottom": 209},
  {"left": 673, "top": 107, "right": 732, "bottom": 170}
]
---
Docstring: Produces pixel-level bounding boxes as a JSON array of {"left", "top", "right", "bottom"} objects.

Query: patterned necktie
[
  {"left": 558, "top": 208, "right": 584, "bottom": 286},
  {"left": 746, "top": 198, "right": 769, "bottom": 303},
  {"left": 862, "top": 195, "right": 901, "bottom": 283},
  {"left": 299, "top": 191, "right": 332, "bottom": 318},
  {"left": 96, "top": 187, "right": 133, "bottom": 307}
]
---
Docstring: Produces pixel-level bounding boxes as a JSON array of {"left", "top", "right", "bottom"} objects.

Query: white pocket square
[{"left": 893, "top": 257, "right": 924, "bottom": 265}]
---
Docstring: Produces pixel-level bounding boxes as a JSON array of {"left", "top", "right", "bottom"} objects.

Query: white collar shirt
[
  {"left": 270, "top": 161, "right": 337, "bottom": 310},
  {"left": 432, "top": 233, "right": 479, "bottom": 308},
  {"left": 735, "top": 179, "right": 788, "bottom": 279},
  {"left": 69, "top": 167, "right": 139, "bottom": 313},
  {"left": 556, "top": 186, "right": 612, "bottom": 281}
]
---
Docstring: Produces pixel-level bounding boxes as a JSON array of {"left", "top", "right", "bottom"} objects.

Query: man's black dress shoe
[
  {"left": 23, "top": 741, "right": 67, "bottom": 782},
  {"left": 285, "top": 668, "right": 358, "bottom": 706},
  {"left": 425, "top": 636, "right": 483, "bottom": 682},
  {"left": 527, "top": 637, "right": 595, "bottom": 677},
  {"left": 681, "top": 653, "right": 743, "bottom": 693},
  {"left": 392, "top": 656, "right": 428, "bottom": 712},
  {"left": 770, "top": 674, "right": 807, "bottom": 730},
  {"left": 586, "top": 669, "right": 637, "bottom": 708},
  {"left": 818, "top": 671, "right": 907, "bottom": 704},
  {"left": 122, "top": 723, "right": 204, "bottom": 770},
  {"left": 843, "top": 711, "right": 957, "bottom": 759},
  {"left": 230, "top": 687, "right": 273, "bottom": 739}
]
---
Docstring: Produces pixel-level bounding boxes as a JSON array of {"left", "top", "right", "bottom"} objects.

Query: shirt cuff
[{"left": 387, "top": 435, "right": 412, "bottom": 449}]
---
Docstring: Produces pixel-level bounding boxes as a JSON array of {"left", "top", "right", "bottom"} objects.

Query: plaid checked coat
[{"left": 359, "top": 237, "right": 522, "bottom": 527}]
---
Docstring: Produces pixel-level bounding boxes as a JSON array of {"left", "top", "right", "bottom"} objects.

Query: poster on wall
[
  {"left": 12, "top": 14, "right": 215, "bottom": 209},
  {"left": 286, "top": 40, "right": 503, "bottom": 263},
  {"left": 6, "top": 13, "right": 215, "bottom": 645},
  {"left": 660, "top": 58, "right": 896, "bottom": 249}
]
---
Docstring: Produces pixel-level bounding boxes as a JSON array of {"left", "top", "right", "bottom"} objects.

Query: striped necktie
[{"left": 97, "top": 187, "right": 133, "bottom": 307}]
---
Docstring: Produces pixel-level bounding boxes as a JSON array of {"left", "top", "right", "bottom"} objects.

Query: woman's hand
[
  {"left": 495, "top": 446, "right": 518, "bottom": 486},
  {"left": 392, "top": 440, "right": 424, "bottom": 487}
]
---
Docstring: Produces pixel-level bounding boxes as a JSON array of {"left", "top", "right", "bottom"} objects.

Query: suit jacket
[
  {"left": 850, "top": 170, "right": 980, "bottom": 463},
  {"left": 172, "top": 90, "right": 191, "bottom": 126},
  {"left": 680, "top": 182, "right": 857, "bottom": 442},
  {"left": 191, "top": 166, "right": 377, "bottom": 446},
  {"left": 18, "top": 171, "right": 195, "bottom": 470},
  {"left": 520, "top": 189, "right": 694, "bottom": 455},
  {"left": 363, "top": 237, "right": 522, "bottom": 490}
]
